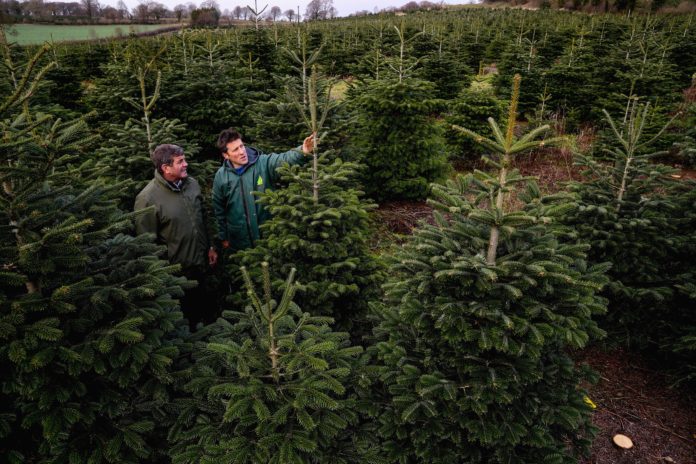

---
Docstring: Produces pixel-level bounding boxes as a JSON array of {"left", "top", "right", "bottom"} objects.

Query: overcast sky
[{"left": 114, "top": 0, "right": 478, "bottom": 18}]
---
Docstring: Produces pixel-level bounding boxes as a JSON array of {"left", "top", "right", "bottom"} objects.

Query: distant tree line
[
  {"left": 0, "top": 0, "right": 309, "bottom": 25},
  {"left": 481, "top": 0, "right": 696, "bottom": 12},
  {"left": 0, "top": 0, "right": 458, "bottom": 26}
]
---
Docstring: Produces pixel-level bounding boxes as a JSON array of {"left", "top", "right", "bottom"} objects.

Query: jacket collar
[{"left": 154, "top": 169, "right": 187, "bottom": 192}]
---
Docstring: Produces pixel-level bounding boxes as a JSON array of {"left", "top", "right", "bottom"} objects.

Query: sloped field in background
[{"left": 4, "top": 24, "right": 178, "bottom": 45}]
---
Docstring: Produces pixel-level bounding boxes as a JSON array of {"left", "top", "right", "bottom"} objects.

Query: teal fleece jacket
[{"left": 212, "top": 145, "right": 306, "bottom": 251}]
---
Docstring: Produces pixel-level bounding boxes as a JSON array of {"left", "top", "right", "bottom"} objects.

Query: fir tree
[
  {"left": 247, "top": 46, "right": 347, "bottom": 154},
  {"left": 443, "top": 81, "right": 505, "bottom": 164},
  {"left": 561, "top": 102, "right": 680, "bottom": 347},
  {"left": 347, "top": 77, "right": 449, "bottom": 202},
  {"left": 0, "top": 42, "right": 189, "bottom": 463},
  {"left": 92, "top": 56, "right": 210, "bottom": 212},
  {"left": 672, "top": 77, "right": 696, "bottom": 167},
  {"left": 543, "top": 29, "right": 600, "bottom": 129},
  {"left": 235, "top": 67, "right": 383, "bottom": 334},
  {"left": 374, "top": 75, "right": 608, "bottom": 463},
  {"left": 663, "top": 180, "right": 696, "bottom": 387},
  {"left": 412, "top": 32, "right": 471, "bottom": 100},
  {"left": 169, "top": 264, "right": 376, "bottom": 464},
  {"left": 94, "top": 117, "right": 201, "bottom": 208},
  {"left": 158, "top": 31, "right": 271, "bottom": 157}
]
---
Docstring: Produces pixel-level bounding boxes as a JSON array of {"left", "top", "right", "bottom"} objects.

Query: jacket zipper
[{"left": 239, "top": 171, "right": 255, "bottom": 247}]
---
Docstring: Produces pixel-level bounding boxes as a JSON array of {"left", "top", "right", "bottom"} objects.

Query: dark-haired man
[
  {"left": 134, "top": 144, "right": 217, "bottom": 330},
  {"left": 212, "top": 128, "right": 315, "bottom": 252}
]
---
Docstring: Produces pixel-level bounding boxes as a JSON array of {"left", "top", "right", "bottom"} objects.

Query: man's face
[
  {"left": 162, "top": 154, "right": 188, "bottom": 182},
  {"left": 224, "top": 139, "right": 248, "bottom": 168}
]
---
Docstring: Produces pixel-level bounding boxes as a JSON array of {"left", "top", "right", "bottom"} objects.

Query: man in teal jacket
[{"left": 212, "top": 128, "right": 315, "bottom": 252}]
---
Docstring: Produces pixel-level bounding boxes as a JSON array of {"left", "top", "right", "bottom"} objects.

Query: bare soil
[{"left": 578, "top": 346, "right": 696, "bottom": 464}]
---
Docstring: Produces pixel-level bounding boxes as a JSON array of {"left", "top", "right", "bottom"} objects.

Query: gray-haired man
[{"left": 134, "top": 144, "right": 217, "bottom": 330}]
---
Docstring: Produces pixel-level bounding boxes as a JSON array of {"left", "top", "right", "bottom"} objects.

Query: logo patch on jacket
[{"left": 257, "top": 176, "right": 263, "bottom": 186}]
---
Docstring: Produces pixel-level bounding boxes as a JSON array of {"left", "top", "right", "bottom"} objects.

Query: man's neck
[{"left": 161, "top": 173, "right": 183, "bottom": 188}]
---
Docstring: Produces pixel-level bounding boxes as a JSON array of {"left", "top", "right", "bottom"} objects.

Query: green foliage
[
  {"left": 444, "top": 83, "right": 505, "bottom": 163},
  {"left": 235, "top": 155, "right": 383, "bottom": 333},
  {"left": 373, "top": 76, "right": 608, "bottom": 462},
  {"left": 0, "top": 50, "right": 189, "bottom": 461},
  {"left": 169, "top": 264, "right": 377, "bottom": 464},
  {"left": 240, "top": 64, "right": 383, "bottom": 334},
  {"left": 561, "top": 103, "right": 684, "bottom": 348},
  {"left": 348, "top": 78, "right": 449, "bottom": 202},
  {"left": 247, "top": 47, "right": 347, "bottom": 153},
  {"left": 412, "top": 32, "right": 472, "bottom": 100},
  {"left": 157, "top": 32, "right": 271, "bottom": 157},
  {"left": 661, "top": 181, "right": 696, "bottom": 387},
  {"left": 672, "top": 91, "right": 696, "bottom": 167},
  {"left": 94, "top": 117, "right": 202, "bottom": 208},
  {"left": 374, "top": 175, "right": 608, "bottom": 463}
]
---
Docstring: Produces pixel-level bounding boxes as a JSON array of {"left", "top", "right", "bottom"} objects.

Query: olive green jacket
[
  {"left": 212, "top": 146, "right": 306, "bottom": 252},
  {"left": 134, "top": 170, "right": 210, "bottom": 270}
]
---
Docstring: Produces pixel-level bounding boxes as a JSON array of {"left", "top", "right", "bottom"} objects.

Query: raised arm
[{"left": 266, "top": 133, "right": 316, "bottom": 183}]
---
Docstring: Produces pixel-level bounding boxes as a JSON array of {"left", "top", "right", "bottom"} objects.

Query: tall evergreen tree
[
  {"left": 561, "top": 102, "right": 680, "bottom": 347},
  {"left": 663, "top": 180, "right": 696, "bottom": 387},
  {"left": 0, "top": 44, "right": 189, "bottom": 462},
  {"left": 236, "top": 68, "right": 383, "bottom": 334},
  {"left": 374, "top": 75, "right": 608, "bottom": 463}
]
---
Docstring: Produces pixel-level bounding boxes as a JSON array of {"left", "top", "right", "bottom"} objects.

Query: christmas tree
[
  {"left": 346, "top": 22, "right": 449, "bottom": 202},
  {"left": 347, "top": 77, "right": 449, "bottom": 202},
  {"left": 0, "top": 40, "right": 189, "bottom": 463},
  {"left": 374, "top": 75, "right": 608, "bottom": 463},
  {"left": 235, "top": 67, "right": 383, "bottom": 334},
  {"left": 562, "top": 102, "right": 680, "bottom": 347}
]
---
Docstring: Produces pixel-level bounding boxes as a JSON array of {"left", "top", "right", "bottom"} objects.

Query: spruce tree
[
  {"left": 374, "top": 75, "right": 608, "bottom": 463},
  {"left": 169, "top": 264, "right": 375, "bottom": 464},
  {"left": 0, "top": 43, "right": 189, "bottom": 463}
]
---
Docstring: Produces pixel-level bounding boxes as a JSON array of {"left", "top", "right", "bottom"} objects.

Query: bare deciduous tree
[
  {"left": 173, "top": 3, "right": 186, "bottom": 21},
  {"left": 81, "top": 0, "right": 100, "bottom": 21},
  {"left": 304, "top": 0, "right": 334, "bottom": 20}
]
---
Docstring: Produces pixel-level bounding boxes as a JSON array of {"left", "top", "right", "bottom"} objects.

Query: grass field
[{"left": 2, "top": 24, "right": 179, "bottom": 45}]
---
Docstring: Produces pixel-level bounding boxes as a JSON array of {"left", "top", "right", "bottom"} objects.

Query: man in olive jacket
[
  {"left": 212, "top": 128, "right": 315, "bottom": 252},
  {"left": 135, "top": 144, "right": 218, "bottom": 330}
]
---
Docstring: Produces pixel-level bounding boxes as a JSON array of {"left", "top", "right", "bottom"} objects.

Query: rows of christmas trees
[{"left": 2, "top": 7, "right": 696, "bottom": 462}]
